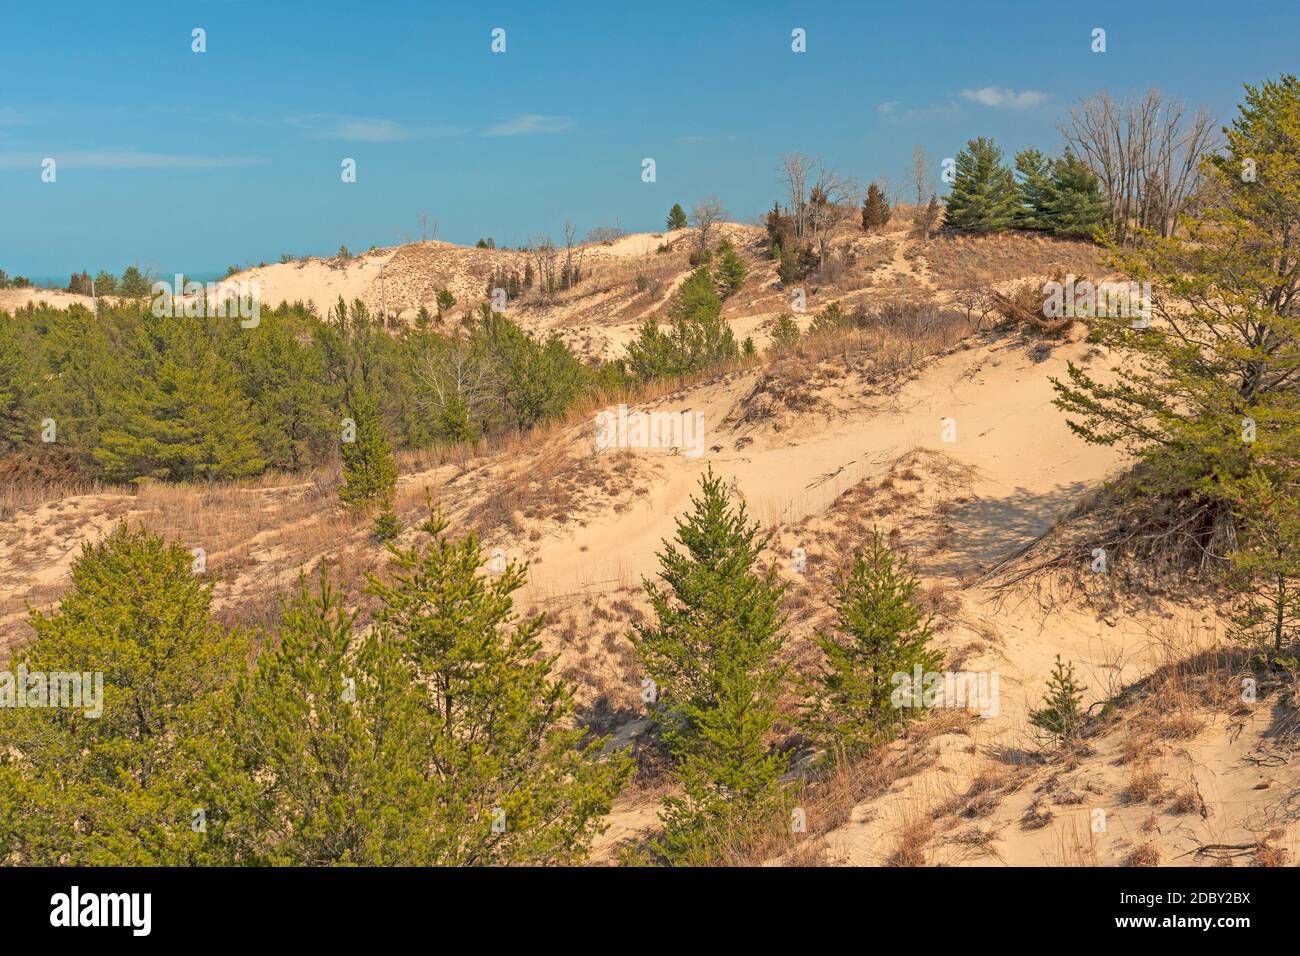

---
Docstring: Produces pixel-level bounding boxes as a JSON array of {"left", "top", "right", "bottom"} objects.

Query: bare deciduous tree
[
  {"left": 952, "top": 279, "right": 997, "bottom": 331},
  {"left": 527, "top": 234, "right": 558, "bottom": 296},
  {"left": 806, "top": 165, "right": 860, "bottom": 265},
  {"left": 585, "top": 223, "right": 627, "bottom": 243},
  {"left": 1060, "top": 89, "right": 1219, "bottom": 244},
  {"left": 562, "top": 220, "right": 587, "bottom": 290},
  {"left": 779, "top": 154, "right": 812, "bottom": 241},
  {"left": 911, "top": 146, "right": 933, "bottom": 213},
  {"left": 690, "top": 196, "right": 729, "bottom": 251},
  {"left": 779, "top": 154, "right": 859, "bottom": 266},
  {"left": 414, "top": 333, "right": 500, "bottom": 437}
]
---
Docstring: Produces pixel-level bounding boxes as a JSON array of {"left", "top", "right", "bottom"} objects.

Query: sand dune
[{"left": 4, "top": 225, "right": 1289, "bottom": 869}]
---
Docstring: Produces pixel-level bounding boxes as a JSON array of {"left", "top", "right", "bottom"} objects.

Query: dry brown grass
[
  {"left": 956, "top": 767, "right": 1012, "bottom": 819},
  {"left": 728, "top": 303, "right": 972, "bottom": 446},
  {"left": 1049, "top": 812, "right": 1101, "bottom": 866},
  {"left": 1098, "top": 644, "right": 1235, "bottom": 748},
  {"left": 783, "top": 836, "right": 836, "bottom": 866},
  {"left": 924, "top": 232, "right": 1103, "bottom": 290},
  {"left": 1125, "top": 762, "right": 1166, "bottom": 804},
  {"left": 1125, "top": 842, "right": 1161, "bottom": 867},
  {"left": 945, "top": 825, "right": 1001, "bottom": 861},
  {"left": 983, "top": 473, "right": 1239, "bottom": 595},
  {"left": 887, "top": 810, "right": 934, "bottom": 867},
  {"left": 794, "top": 237, "right": 899, "bottom": 301},
  {"left": 931, "top": 755, "right": 1020, "bottom": 824},
  {"left": 1021, "top": 799, "right": 1054, "bottom": 830},
  {"left": 794, "top": 301, "right": 970, "bottom": 370},
  {"left": 0, "top": 477, "right": 114, "bottom": 523},
  {"left": 1118, "top": 732, "right": 1160, "bottom": 766},
  {"left": 1168, "top": 788, "right": 1201, "bottom": 815},
  {"left": 707, "top": 710, "right": 975, "bottom": 866},
  {"left": 553, "top": 248, "right": 697, "bottom": 326}
]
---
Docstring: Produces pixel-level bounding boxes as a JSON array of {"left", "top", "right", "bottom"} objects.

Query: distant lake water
[{"left": 24, "top": 270, "right": 226, "bottom": 290}]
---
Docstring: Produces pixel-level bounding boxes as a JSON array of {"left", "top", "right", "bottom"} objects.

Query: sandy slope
[
  {"left": 226, "top": 228, "right": 698, "bottom": 330},
  {"left": 222, "top": 223, "right": 811, "bottom": 362},
  {"left": 516, "top": 329, "right": 1120, "bottom": 607},
  {"left": 0, "top": 288, "right": 95, "bottom": 312}
]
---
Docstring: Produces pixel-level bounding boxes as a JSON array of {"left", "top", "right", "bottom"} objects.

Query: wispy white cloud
[
  {"left": 676, "top": 132, "right": 736, "bottom": 145},
  {"left": 227, "top": 110, "right": 566, "bottom": 141},
  {"left": 485, "top": 114, "right": 575, "bottom": 137},
  {"left": 285, "top": 113, "right": 465, "bottom": 142},
  {"left": 877, "top": 100, "right": 962, "bottom": 123},
  {"left": 0, "top": 148, "right": 266, "bottom": 169},
  {"left": 959, "top": 87, "right": 1048, "bottom": 110}
]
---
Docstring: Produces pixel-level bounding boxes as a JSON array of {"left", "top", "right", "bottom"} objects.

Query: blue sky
[{"left": 2, "top": 0, "right": 1297, "bottom": 279}]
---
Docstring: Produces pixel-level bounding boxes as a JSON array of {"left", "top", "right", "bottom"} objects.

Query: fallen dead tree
[
  {"left": 975, "top": 471, "right": 1237, "bottom": 602},
  {"left": 988, "top": 271, "right": 1082, "bottom": 335}
]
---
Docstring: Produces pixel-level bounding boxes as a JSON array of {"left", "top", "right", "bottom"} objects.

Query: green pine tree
[
  {"left": 670, "top": 266, "right": 723, "bottom": 324},
  {"left": 0, "top": 318, "right": 32, "bottom": 452},
  {"left": 1014, "top": 147, "right": 1055, "bottom": 231},
  {"left": 1029, "top": 656, "right": 1087, "bottom": 745},
  {"left": 339, "top": 389, "right": 397, "bottom": 513},
  {"left": 777, "top": 242, "right": 806, "bottom": 283},
  {"left": 808, "top": 302, "right": 850, "bottom": 337},
  {"left": 236, "top": 317, "right": 334, "bottom": 471},
  {"left": 117, "top": 265, "right": 151, "bottom": 299},
  {"left": 1225, "top": 470, "right": 1300, "bottom": 655},
  {"left": 715, "top": 240, "right": 747, "bottom": 298},
  {"left": 435, "top": 289, "right": 456, "bottom": 318},
  {"left": 0, "top": 523, "right": 250, "bottom": 864},
  {"left": 478, "top": 311, "right": 586, "bottom": 431},
  {"left": 669, "top": 268, "right": 738, "bottom": 371},
  {"left": 768, "top": 313, "right": 801, "bottom": 354},
  {"left": 1053, "top": 75, "right": 1300, "bottom": 511},
  {"left": 802, "top": 531, "right": 941, "bottom": 758},
  {"left": 625, "top": 268, "right": 738, "bottom": 381},
  {"left": 1042, "top": 152, "right": 1106, "bottom": 238},
  {"left": 94, "top": 322, "right": 265, "bottom": 482},
  {"left": 201, "top": 571, "right": 441, "bottom": 865},
  {"left": 944, "top": 137, "right": 1020, "bottom": 233},
  {"left": 666, "top": 203, "right": 688, "bottom": 231},
  {"left": 372, "top": 508, "right": 401, "bottom": 541},
  {"left": 632, "top": 469, "right": 789, "bottom": 863},
  {"left": 624, "top": 319, "right": 681, "bottom": 380},
  {"left": 654, "top": 657, "right": 790, "bottom": 864},
  {"left": 368, "top": 507, "right": 631, "bottom": 864}
]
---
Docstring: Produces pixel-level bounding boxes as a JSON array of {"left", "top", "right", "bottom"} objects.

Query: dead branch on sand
[{"left": 988, "top": 271, "right": 1083, "bottom": 335}]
